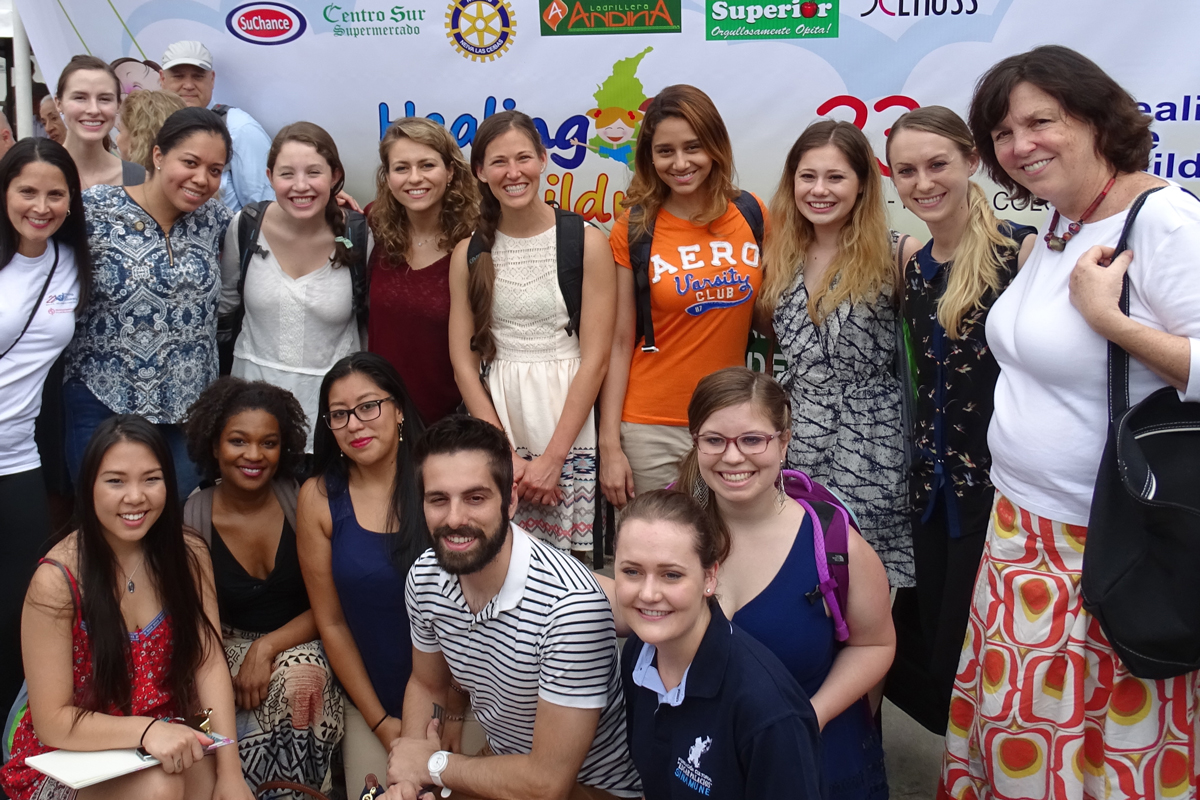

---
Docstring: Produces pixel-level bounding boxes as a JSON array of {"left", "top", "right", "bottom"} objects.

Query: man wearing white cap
[{"left": 161, "top": 40, "right": 274, "bottom": 212}]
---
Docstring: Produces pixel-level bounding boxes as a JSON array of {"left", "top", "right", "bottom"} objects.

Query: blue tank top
[
  {"left": 733, "top": 514, "right": 888, "bottom": 800},
  {"left": 327, "top": 472, "right": 413, "bottom": 718}
]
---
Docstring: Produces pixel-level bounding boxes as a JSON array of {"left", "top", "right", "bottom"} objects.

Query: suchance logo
[{"left": 227, "top": 2, "right": 308, "bottom": 44}]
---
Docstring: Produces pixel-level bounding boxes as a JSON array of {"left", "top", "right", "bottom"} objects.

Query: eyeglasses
[
  {"left": 692, "top": 431, "right": 784, "bottom": 456},
  {"left": 324, "top": 397, "right": 395, "bottom": 429}
]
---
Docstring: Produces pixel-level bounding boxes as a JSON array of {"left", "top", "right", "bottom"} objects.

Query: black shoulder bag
[{"left": 1081, "top": 186, "right": 1200, "bottom": 679}]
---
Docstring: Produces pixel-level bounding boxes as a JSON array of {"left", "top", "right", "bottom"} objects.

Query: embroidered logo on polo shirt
[{"left": 675, "top": 736, "right": 713, "bottom": 795}]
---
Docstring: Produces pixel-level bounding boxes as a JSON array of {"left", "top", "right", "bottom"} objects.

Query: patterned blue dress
[
  {"left": 773, "top": 262, "right": 912, "bottom": 588},
  {"left": 65, "top": 185, "right": 232, "bottom": 423}
]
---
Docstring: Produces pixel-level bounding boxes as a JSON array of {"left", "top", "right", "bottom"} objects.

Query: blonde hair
[
  {"left": 368, "top": 117, "right": 479, "bottom": 263},
  {"left": 886, "top": 106, "right": 1016, "bottom": 339},
  {"left": 621, "top": 85, "right": 738, "bottom": 238},
  {"left": 759, "top": 120, "right": 894, "bottom": 324},
  {"left": 119, "top": 90, "right": 186, "bottom": 171}
]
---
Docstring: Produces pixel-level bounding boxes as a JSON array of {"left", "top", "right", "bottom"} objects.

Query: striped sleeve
[
  {"left": 538, "top": 588, "right": 618, "bottom": 709},
  {"left": 405, "top": 555, "right": 442, "bottom": 653}
]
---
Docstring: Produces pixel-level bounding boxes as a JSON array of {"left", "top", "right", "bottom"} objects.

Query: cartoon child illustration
[
  {"left": 110, "top": 58, "right": 163, "bottom": 94},
  {"left": 571, "top": 106, "right": 644, "bottom": 166}
]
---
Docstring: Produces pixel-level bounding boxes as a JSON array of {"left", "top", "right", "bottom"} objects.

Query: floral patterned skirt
[{"left": 938, "top": 493, "right": 1200, "bottom": 800}]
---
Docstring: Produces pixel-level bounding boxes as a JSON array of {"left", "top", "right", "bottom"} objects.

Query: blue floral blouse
[{"left": 65, "top": 185, "right": 232, "bottom": 424}]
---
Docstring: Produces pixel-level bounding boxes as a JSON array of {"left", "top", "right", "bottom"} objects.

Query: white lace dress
[{"left": 487, "top": 226, "right": 595, "bottom": 553}]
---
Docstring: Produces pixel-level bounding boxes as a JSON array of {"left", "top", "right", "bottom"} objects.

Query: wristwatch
[{"left": 427, "top": 751, "right": 452, "bottom": 798}]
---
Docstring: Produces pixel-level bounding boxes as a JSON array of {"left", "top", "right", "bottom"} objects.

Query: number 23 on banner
[{"left": 816, "top": 94, "right": 920, "bottom": 176}]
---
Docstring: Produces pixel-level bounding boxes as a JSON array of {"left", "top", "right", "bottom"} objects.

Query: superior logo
[
  {"left": 226, "top": 2, "right": 308, "bottom": 44},
  {"left": 707, "top": 0, "right": 837, "bottom": 39},
  {"left": 540, "top": 0, "right": 681, "bottom": 35}
]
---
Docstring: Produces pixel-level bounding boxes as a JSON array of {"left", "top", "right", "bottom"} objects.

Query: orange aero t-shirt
[{"left": 610, "top": 196, "right": 767, "bottom": 427}]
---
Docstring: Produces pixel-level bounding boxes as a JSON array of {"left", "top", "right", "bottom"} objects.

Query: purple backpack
[{"left": 781, "top": 469, "right": 852, "bottom": 642}]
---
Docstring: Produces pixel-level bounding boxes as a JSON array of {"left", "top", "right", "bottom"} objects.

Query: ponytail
[
  {"left": 937, "top": 181, "right": 1014, "bottom": 339},
  {"left": 468, "top": 188, "right": 502, "bottom": 363}
]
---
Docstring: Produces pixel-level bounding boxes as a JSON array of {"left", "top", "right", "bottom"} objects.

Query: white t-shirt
[
  {"left": 0, "top": 243, "right": 79, "bottom": 475},
  {"left": 987, "top": 185, "right": 1200, "bottom": 525}
]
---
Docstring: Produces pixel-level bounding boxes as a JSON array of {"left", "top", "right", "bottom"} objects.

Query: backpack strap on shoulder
[
  {"left": 344, "top": 209, "right": 370, "bottom": 328},
  {"left": 554, "top": 207, "right": 586, "bottom": 337},
  {"left": 211, "top": 104, "right": 230, "bottom": 118},
  {"left": 797, "top": 497, "right": 851, "bottom": 642},
  {"left": 182, "top": 487, "right": 216, "bottom": 547},
  {"left": 731, "top": 190, "right": 765, "bottom": 252},
  {"left": 628, "top": 206, "right": 659, "bottom": 352},
  {"left": 236, "top": 200, "right": 272, "bottom": 298}
]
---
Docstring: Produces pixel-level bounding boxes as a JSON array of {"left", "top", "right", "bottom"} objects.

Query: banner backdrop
[{"left": 18, "top": 0, "right": 1200, "bottom": 228}]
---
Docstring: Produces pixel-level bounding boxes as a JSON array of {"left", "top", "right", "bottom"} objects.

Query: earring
[
  {"left": 705, "top": 587, "right": 712, "bottom": 595},
  {"left": 775, "top": 463, "right": 787, "bottom": 511},
  {"left": 692, "top": 477, "right": 710, "bottom": 509},
  {"left": 398, "top": 423, "right": 404, "bottom": 442}
]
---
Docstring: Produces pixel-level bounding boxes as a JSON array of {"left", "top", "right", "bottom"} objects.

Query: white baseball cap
[{"left": 162, "top": 41, "right": 214, "bottom": 71}]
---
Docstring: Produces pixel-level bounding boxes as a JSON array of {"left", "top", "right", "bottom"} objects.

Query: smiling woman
[
  {"left": 297, "top": 352, "right": 428, "bottom": 796},
  {"left": 183, "top": 377, "right": 344, "bottom": 794},
  {"left": 63, "top": 107, "right": 233, "bottom": 499},
  {"left": 0, "top": 415, "right": 253, "bottom": 800},
  {"left": 0, "top": 138, "right": 91, "bottom": 725},
  {"left": 218, "top": 122, "right": 367, "bottom": 454},
  {"left": 54, "top": 55, "right": 145, "bottom": 189},
  {"left": 614, "top": 489, "right": 825, "bottom": 800}
]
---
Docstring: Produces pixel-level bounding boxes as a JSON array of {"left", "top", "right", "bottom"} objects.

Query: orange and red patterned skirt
[{"left": 938, "top": 493, "right": 1199, "bottom": 800}]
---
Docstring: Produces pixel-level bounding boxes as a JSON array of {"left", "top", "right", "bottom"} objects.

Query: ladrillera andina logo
[
  {"left": 543, "top": 0, "right": 568, "bottom": 30},
  {"left": 226, "top": 2, "right": 308, "bottom": 44}
]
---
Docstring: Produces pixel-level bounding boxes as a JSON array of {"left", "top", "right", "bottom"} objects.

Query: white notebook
[{"left": 25, "top": 734, "right": 234, "bottom": 789}]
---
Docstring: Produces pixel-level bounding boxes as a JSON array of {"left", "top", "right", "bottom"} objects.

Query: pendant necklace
[
  {"left": 125, "top": 558, "right": 144, "bottom": 594},
  {"left": 1044, "top": 176, "right": 1116, "bottom": 251}
]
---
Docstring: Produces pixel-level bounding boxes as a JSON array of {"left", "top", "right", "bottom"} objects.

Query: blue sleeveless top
[
  {"left": 327, "top": 472, "right": 412, "bottom": 717},
  {"left": 733, "top": 514, "right": 888, "bottom": 800}
]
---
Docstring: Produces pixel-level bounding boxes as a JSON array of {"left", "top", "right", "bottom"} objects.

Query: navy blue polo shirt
[{"left": 619, "top": 603, "right": 825, "bottom": 800}]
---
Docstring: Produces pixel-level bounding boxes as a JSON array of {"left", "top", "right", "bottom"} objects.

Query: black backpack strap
[
  {"left": 1107, "top": 186, "right": 1168, "bottom": 421},
  {"left": 628, "top": 207, "right": 659, "bottom": 352},
  {"left": 236, "top": 200, "right": 271, "bottom": 297},
  {"left": 344, "top": 209, "right": 370, "bottom": 328},
  {"left": 211, "top": 104, "right": 230, "bottom": 118},
  {"left": 554, "top": 207, "right": 586, "bottom": 337},
  {"left": 466, "top": 229, "right": 487, "bottom": 268},
  {"left": 731, "top": 190, "right": 765, "bottom": 252}
]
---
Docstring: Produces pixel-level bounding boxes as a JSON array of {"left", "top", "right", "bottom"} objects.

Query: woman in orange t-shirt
[{"left": 601, "top": 84, "right": 767, "bottom": 506}]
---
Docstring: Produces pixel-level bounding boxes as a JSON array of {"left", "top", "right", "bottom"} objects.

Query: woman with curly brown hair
[
  {"left": 367, "top": 117, "right": 478, "bottom": 425},
  {"left": 183, "top": 377, "right": 344, "bottom": 795},
  {"left": 218, "top": 122, "right": 366, "bottom": 454}
]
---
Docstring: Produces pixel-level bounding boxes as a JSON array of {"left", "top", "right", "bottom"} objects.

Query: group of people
[{"left": 0, "top": 37, "right": 1197, "bottom": 800}]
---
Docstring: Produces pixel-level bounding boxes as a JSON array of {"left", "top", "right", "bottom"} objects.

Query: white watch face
[{"left": 429, "top": 750, "right": 450, "bottom": 775}]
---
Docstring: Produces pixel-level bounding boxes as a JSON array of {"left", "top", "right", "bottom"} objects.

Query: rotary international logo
[{"left": 446, "top": 0, "right": 516, "bottom": 61}]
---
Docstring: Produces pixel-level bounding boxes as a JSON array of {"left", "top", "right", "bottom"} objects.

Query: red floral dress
[{"left": 0, "top": 560, "right": 181, "bottom": 800}]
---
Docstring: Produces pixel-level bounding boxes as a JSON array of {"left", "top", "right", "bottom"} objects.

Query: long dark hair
[
  {"left": 467, "top": 110, "right": 546, "bottom": 363},
  {"left": 0, "top": 138, "right": 92, "bottom": 312},
  {"left": 311, "top": 353, "right": 429, "bottom": 575},
  {"left": 74, "top": 415, "right": 217, "bottom": 717},
  {"left": 267, "top": 122, "right": 354, "bottom": 268},
  {"left": 623, "top": 84, "right": 738, "bottom": 239}
]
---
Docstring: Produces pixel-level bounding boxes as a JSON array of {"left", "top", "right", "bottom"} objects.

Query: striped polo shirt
[{"left": 406, "top": 524, "right": 641, "bottom": 796}]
